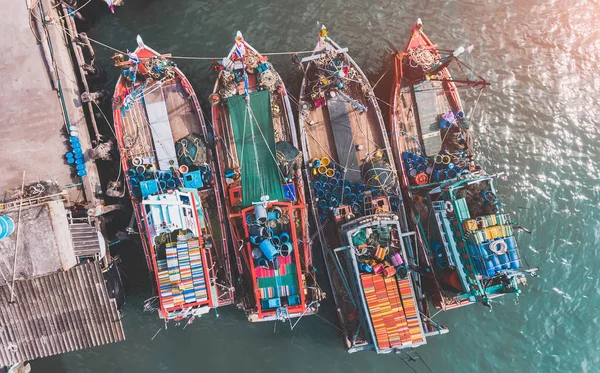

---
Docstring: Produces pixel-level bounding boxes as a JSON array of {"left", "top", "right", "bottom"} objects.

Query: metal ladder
[{"left": 67, "top": 212, "right": 101, "bottom": 260}]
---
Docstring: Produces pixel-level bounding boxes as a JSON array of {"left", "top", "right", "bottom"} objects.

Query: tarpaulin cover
[
  {"left": 413, "top": 80, "right": 442, "bottom": 155},
  {"left": 327, "top": 94, "right": 361, "bottom": 182},
  {"left": 228, "top": 91, "right": 283, "bottom": 206}
]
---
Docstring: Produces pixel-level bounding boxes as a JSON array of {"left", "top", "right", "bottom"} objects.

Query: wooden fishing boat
[
  {"left": 210, "top": 32, "right": 323, "bottom": 322},
  {"left": 298, "top": 27, "right": 445, "bottom": 354},
  {"left": 112, "top": 36, "right": 235, "bottom": 321},
  {"left": 389, "top": 19, "right": 538, "bottom": 311}
]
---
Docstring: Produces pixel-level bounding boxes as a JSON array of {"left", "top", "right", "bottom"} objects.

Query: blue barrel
[
  {"left": 490, "top": 254, "right": 501, "bottom": 275},
  {"left": 257, "top": 258, "right": 269, "bottom": 268},
  {"left": 334, "top": 170, "right": 342, "bottom": 179},
  {"left": 250, "top": 235, "right": 264, "bottom": 245},
  {"left": 166, "top": 180, "right": 176, "bottom": 189},
  {"left": 332, "top": 186, "right": 342, "bottom": 198},
  {"left": 356, "top": 184, "right": 366, "bottom": 193},
  {"left": 434, "top": 170, "right": 447, "bottom": 182},
  {"left": 324, "top": 192, "right": 333, "bottom": 201},
  {"left": 483, "top": 259, "right": 495, "bottom": 277},
  {"left": 402, "top": 152, "right": 414, "bottom": 161},
  {"left": 329, "top": 198, "right": 339, "bottom": 208},
  {"left": 343, "top": 186, "right": 352, "bottom": 196},
  {"left": 446, "top": 169, "right": 457, "bottom": 179},
  {"left": 416, "top": 164, "right": 426, "bottom": 173},
  {"left": 201, "top": 169, "right": 213, "bottom": 183},
  {"left": 161, "top": 171, "right": 173, "bottom": 181},
  {"left": 315, "top": 189, "right": 325, "bottom": 198},
  {"left": 271, "top": 235, "right": 281, "bottom": 246},
  {"left": 280, "top": 232, "right": 290, "bottom": 243},
  {"left": 357, "top": 192, "right": 364, "bottom": 202},
  {"left": 506, "top": 236, "right": 521, "bottom": 269},
  {"left": 396, "top": 266, "right": 408, "bottom": 279},
  {"left": 65, "top": 152, "right": 74, "bottom": 159},
  {"left": 75, "top": 158, "right": 84, "bottom": 165},
  {"left": 313, "top": 181, "right": 323, "bottom": 190},
  {"left": 348, "top": 193, "right": 358, "bottom": 204},
  {"left": 407, "top": 161, "right": 416, "bottom": 170},
  {"left": 328, "top": 177, "right": 338, "bottom": 186},
  {"left": 0, "top": 215, "right": 15, "bottom": 240},
  {"left": 317, "top": 199, "right": 327, "bottom": 209},
  {"left": 159, "top": 180, "right": 167, "bottom": 190},
  {"left": 127, "top": 168, "right": 137, "bottom": 178},
  {"left": 498, "top": 253, "right": 510, "bottom": 269},
  {"left": 76, "top": 164, "right": 86, "bottom": 171},
  {"left": 70, "top": 136, "right": 80, "bottom": 144},
  {"left": 66, "top": 157, "right": 75, "bottom": 164},
  {"left": 469, "top": 243, "right": 485, "bottom": 275},
  {"left": 322, "top": 183, "right": 331, "bottom": 193},
  {"left": 259, "top": 239, "right": 278, "bottom": 261},
  {"left": 413, "top": 155, "right": 424, "bottom": 165},
  {"left": 77, "top": 169, "right": 87, "bottom": 177},
  {"left": 318, "top": 174, "right": 328, "bottom": 184},
  {"left": 477, "top": 243, "right": 496, "bottom": 277},
  {"left": 280, "top": 242, "right": 293, "bottom": 257},
  {"left": 135, "top": 166, "right": 146, "bottom": 175}
]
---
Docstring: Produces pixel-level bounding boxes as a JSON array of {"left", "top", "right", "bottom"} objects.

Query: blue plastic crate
[
  {"left": 183, "top": 170, "right": 204, "bottom": 189},
  {"left": 140, "top": 180, "right": 159, "bottom": 197},
  {"left": 282, "top": 183, "right": 296, "bottom": 201}
]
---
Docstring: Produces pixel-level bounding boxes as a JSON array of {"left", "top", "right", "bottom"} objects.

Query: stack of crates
[
  {"left": 165, "top": 242, "right": 184, "bottom": 306},
  {"left": 453, "top": 198, "right": 471, "bottom": 220},
  {"left": 157, "top": 259, "right": 174, "bottom": 309},
  {"left": 397, "top": 277, "right": 424, "bottom": 344},
  {"left": 360, "top": 273, "right": 415, "bottom": 350},
  {"left": 188, "top": 238, "right": 208, "bottom": 301},
  {"left": 178, "top": 239, "right": 196, "bottom": 304}
]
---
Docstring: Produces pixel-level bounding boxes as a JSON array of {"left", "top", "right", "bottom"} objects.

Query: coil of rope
[{"left": 408, "top": 46, "right": 440, "bottom": 71}]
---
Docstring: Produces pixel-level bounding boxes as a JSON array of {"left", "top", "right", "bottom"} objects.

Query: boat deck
[
  {"left": 120, "top": 79, "right": 201, "bottom": 164},
  {"left": 395, "top": 79, "right": 453, "bottom": 156},
  {"left": 303, "top": 89, "right": 385, "bottom": 172}
]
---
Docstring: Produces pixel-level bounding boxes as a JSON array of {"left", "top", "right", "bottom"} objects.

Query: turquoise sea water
[{"left": 34, "top": 0, "right": 600, "bottom": 371}]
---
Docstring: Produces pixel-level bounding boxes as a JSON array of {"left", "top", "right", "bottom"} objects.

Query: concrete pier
[
  {"left": 0, "top": 0, "right": 102, "bottom": 205},
  {"left": 0, "top": 0, "right": 125, "bottom": 366}
]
